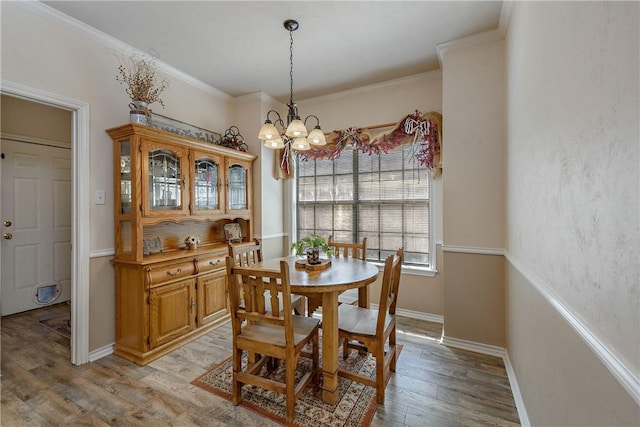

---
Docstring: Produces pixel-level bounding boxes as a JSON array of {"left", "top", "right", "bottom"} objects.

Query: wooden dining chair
[
  {"left": 228, "top": 239, "right": 304, "bottom": 315},
  {"left": 337, "top": 247, "right": 404, "bottom": 404},
  {"left": 225, "top": 256, "right": 320, "bottom": 423},
  {"left": 330, "top": 236, "right": 367, "bottom": 306}
]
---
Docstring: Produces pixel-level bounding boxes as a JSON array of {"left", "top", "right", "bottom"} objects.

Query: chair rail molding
[
  {"left": 442, "top": 245, "right": 505, "bottom": 256},
  {"left": 506, "top": 252, "right": 640, "bottom": 405}
]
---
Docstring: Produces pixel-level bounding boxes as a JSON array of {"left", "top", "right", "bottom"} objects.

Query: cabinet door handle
[
  {"left": 190, "top": 298, "right": 195, "bottom": 312},
  {"left": 166, "top": 268, "right": 182, "bottom": 276},
  {"left": 182, "top": 176, "right": 186, "bottom": 188}
]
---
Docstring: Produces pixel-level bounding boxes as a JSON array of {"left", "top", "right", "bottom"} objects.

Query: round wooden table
[{"left": 247, "top": 256, "right": 379, "bottom": 404}]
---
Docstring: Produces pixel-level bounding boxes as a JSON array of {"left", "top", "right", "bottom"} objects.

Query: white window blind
[{"left": 296, "top": 145, "right": 430, "bottom": 266}]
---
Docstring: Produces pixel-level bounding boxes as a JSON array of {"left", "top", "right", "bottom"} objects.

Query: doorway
[
  {"left": 1, "top": 81, "right": 91, "bottom": 365},
  {"left": 1, "top": 137, "right": 72, "bottom": 315},
  {"left": 1, "top": 95, "right": 72, "bottom": 316}
]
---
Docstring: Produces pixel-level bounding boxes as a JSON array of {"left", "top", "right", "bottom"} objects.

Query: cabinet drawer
[
  {"left": 197, "top": 254, "right": 226, "bottom": 273},
  {"left": 146, "top": 261, "right": 195, "bottom": 286}
]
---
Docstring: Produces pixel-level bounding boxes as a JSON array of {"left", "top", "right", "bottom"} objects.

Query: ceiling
[{"left": 43, "top": 1, "right": 504, "bottom": 103}]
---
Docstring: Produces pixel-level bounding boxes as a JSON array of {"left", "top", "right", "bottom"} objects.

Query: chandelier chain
[{"left": 289, "top": 28, "right": 294, "bottom": 106}]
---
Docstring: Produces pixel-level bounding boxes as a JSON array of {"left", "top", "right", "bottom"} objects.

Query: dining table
[{"left": 246, "top": 255, "right": 379, "bottom": 405}]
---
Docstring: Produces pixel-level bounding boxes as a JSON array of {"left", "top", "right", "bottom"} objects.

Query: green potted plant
[{"left": 290, "top": 234, "right": 334, "bottom": 265}]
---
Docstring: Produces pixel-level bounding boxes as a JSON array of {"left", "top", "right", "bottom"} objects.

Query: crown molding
[
  {"left": 231, "top": 92, "right": 284, "bottom": 109},
  {"left": 436, "top": 29, "right": 503, "bottom": 69},
  {"left": 499, "top": 0, "right": 514, "bottom": 37},
  {"left": 13, "top": 1, "right": 230, "bottom": 101}
]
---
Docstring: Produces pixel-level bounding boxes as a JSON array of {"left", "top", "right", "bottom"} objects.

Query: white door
[{"left": 1, "top": 139, "right": 71, "bottom": 315}]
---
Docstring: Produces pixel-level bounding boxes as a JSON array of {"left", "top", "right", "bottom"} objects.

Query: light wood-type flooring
[{"left": 1, "top": 303, "right": 520, "bottom": 426}]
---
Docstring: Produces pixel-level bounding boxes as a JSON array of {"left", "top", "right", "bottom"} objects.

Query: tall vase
[{"left": 129, "top": 100, "right": 150, "bottom": 125}]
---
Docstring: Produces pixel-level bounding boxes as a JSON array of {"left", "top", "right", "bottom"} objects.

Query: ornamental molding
[
  {"left": 13, "top": 1, "right": 230, "bottom": 101},
  {"left": 436, "top": 29, "right": 503, "bottom": 68}
]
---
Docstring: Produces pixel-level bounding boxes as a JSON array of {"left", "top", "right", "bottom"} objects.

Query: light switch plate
[{"left": 95, "top": 190, "right": 106, "bottom": 205}]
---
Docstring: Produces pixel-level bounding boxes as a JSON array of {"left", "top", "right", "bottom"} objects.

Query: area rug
[
  {"left": 38, "top": 314, "right": 71, "bottom": 339},
  {"left": 192, "top": 344, "right": 401, "bottom": 427}
]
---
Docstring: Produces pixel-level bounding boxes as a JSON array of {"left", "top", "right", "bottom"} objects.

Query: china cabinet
[{"left": 107, "top": 123, "right": 256, "bottom": 365}]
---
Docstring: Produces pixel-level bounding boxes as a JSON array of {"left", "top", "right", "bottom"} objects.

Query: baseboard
[
  {"left": 441, "top": 335, "right": 530, "bottom": 425},
  {"left": 88, "top": 343, "right": 114, "bottom": 362},
  {"left": 441, "top": 335, "right": 505, "bottom": 358},
  {"left": 369, "top": 304, "right": 444, "bottom": 324},
  {"left": 503, "top": 350, "right": 531, "bottom": 426}
]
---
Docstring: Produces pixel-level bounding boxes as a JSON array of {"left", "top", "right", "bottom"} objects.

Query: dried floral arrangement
[{"left": 116, "top": 55, "right": 169, "bottom": 107}]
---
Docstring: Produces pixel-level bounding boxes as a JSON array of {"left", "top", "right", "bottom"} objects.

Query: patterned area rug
[
  {"left": 192, "top": 344, "right": 401, "bottom": 427},
  {"left": 37, "top": 314, "right": 71, "bottom": 339}
]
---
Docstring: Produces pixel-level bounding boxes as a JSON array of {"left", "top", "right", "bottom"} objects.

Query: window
[{"left": 296, "top": 145, "right": 431, "bottom": 267}]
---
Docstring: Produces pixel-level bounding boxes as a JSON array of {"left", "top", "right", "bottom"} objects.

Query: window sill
[{"left": 369, "top": 261, "right": 437, "bottom": 278}]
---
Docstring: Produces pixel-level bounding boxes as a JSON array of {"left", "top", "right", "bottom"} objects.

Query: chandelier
[{"left": 258, "top": 19, "right": 326, "bottom": 151}]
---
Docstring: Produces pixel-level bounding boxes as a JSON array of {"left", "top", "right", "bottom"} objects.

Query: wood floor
[{"left": 1, "top": 303, "right": 520, "bottom": 426}]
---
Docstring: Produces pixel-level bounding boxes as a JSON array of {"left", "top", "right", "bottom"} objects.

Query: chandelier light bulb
[
  {"left": 258, "top": 122, "right": 280, "bottom": 141},
  {"left": 307, "top": 127, "right": 327, "bottom": 145},
  {"left": 264, "top": 137, "right": 285, "bottom": 149},
  {"left": 285, "top": 118, "right": 308, "bottom": 138},
  {"left": 292, "top": 137, "right": 311, "bottom": 151}
]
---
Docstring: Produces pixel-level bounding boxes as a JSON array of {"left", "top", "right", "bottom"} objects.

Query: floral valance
[{"left": 275, "top": 110, "right": 442, "bottom": 179}]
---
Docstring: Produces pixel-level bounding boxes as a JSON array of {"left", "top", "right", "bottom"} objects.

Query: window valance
[{"left": 275, "top": 110, "right": 442, "bottom": 180}]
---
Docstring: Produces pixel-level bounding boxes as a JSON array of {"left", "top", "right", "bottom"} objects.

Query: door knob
[
  {"left": 2, "top": 233, "right": 13, "bottom": 240},
  {"left": 3, "top": 220, "right": 11, "bottom": 227}
]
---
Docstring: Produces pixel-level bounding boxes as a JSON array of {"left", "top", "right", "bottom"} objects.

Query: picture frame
[
  {"left": 143, "top": 236, "right": 163, "bottom": 256},
  {"left": 224, "top": 223, "right": 243, "bottom": 243}
]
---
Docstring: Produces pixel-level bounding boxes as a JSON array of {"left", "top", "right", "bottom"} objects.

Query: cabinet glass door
[
  {"left": 120, "top": 140, "right": 132, "bottom": 214},
  {"left": 149, "top": 149, "right": 182, "bottom": 211},
  {"left": 194, "top": 156, "right": 221, "bottom": 212},
  {"left": 228, "top": 164, "right": 247, "bottom": 211}
]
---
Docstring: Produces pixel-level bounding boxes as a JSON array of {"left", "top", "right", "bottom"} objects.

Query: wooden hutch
[{"left": 107, "top": 123, "right": 256, "bottom": 365}]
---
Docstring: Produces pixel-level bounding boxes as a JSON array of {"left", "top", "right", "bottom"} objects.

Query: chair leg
[
  {"left": 285, "top": 356, "right": 297, "bottom": 422},
  {"left": 342, "top": 337, "right": 349, "bottom": 359},
  {"left": 312, "top": 332, "right": 319, "bottom": 383},
  {"left": 375, "top": 346, "right": 386, "bottom": 404},
  {"left": 390, "top": 326, "right": 398, "bottom": 372},
  {"left": 232, "top": 348, "right": 243, "bottom": 405}
]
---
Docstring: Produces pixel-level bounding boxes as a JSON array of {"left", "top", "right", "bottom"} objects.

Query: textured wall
[{"left": 506, "top": 1, "right": 639, "bottom": 376}]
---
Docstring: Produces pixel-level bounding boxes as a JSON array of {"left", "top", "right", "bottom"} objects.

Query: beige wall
[
  {"left": 442, "top": 40, "right": 505, "bottom": 250},
  {"left": 444, "top": 252, "right": 504, "bottom": 346},
  {"left": 505, "top": 1, "right": 639, "bottom": 424},
  {"left": 89, "top": 256, "right": 115, "bottom": 351},
  {"left": 1, "top": 95, "right": 72, "bottom": 144},
  {"left": 440, "top": 39, "right": 506, "bottom": 345}
]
